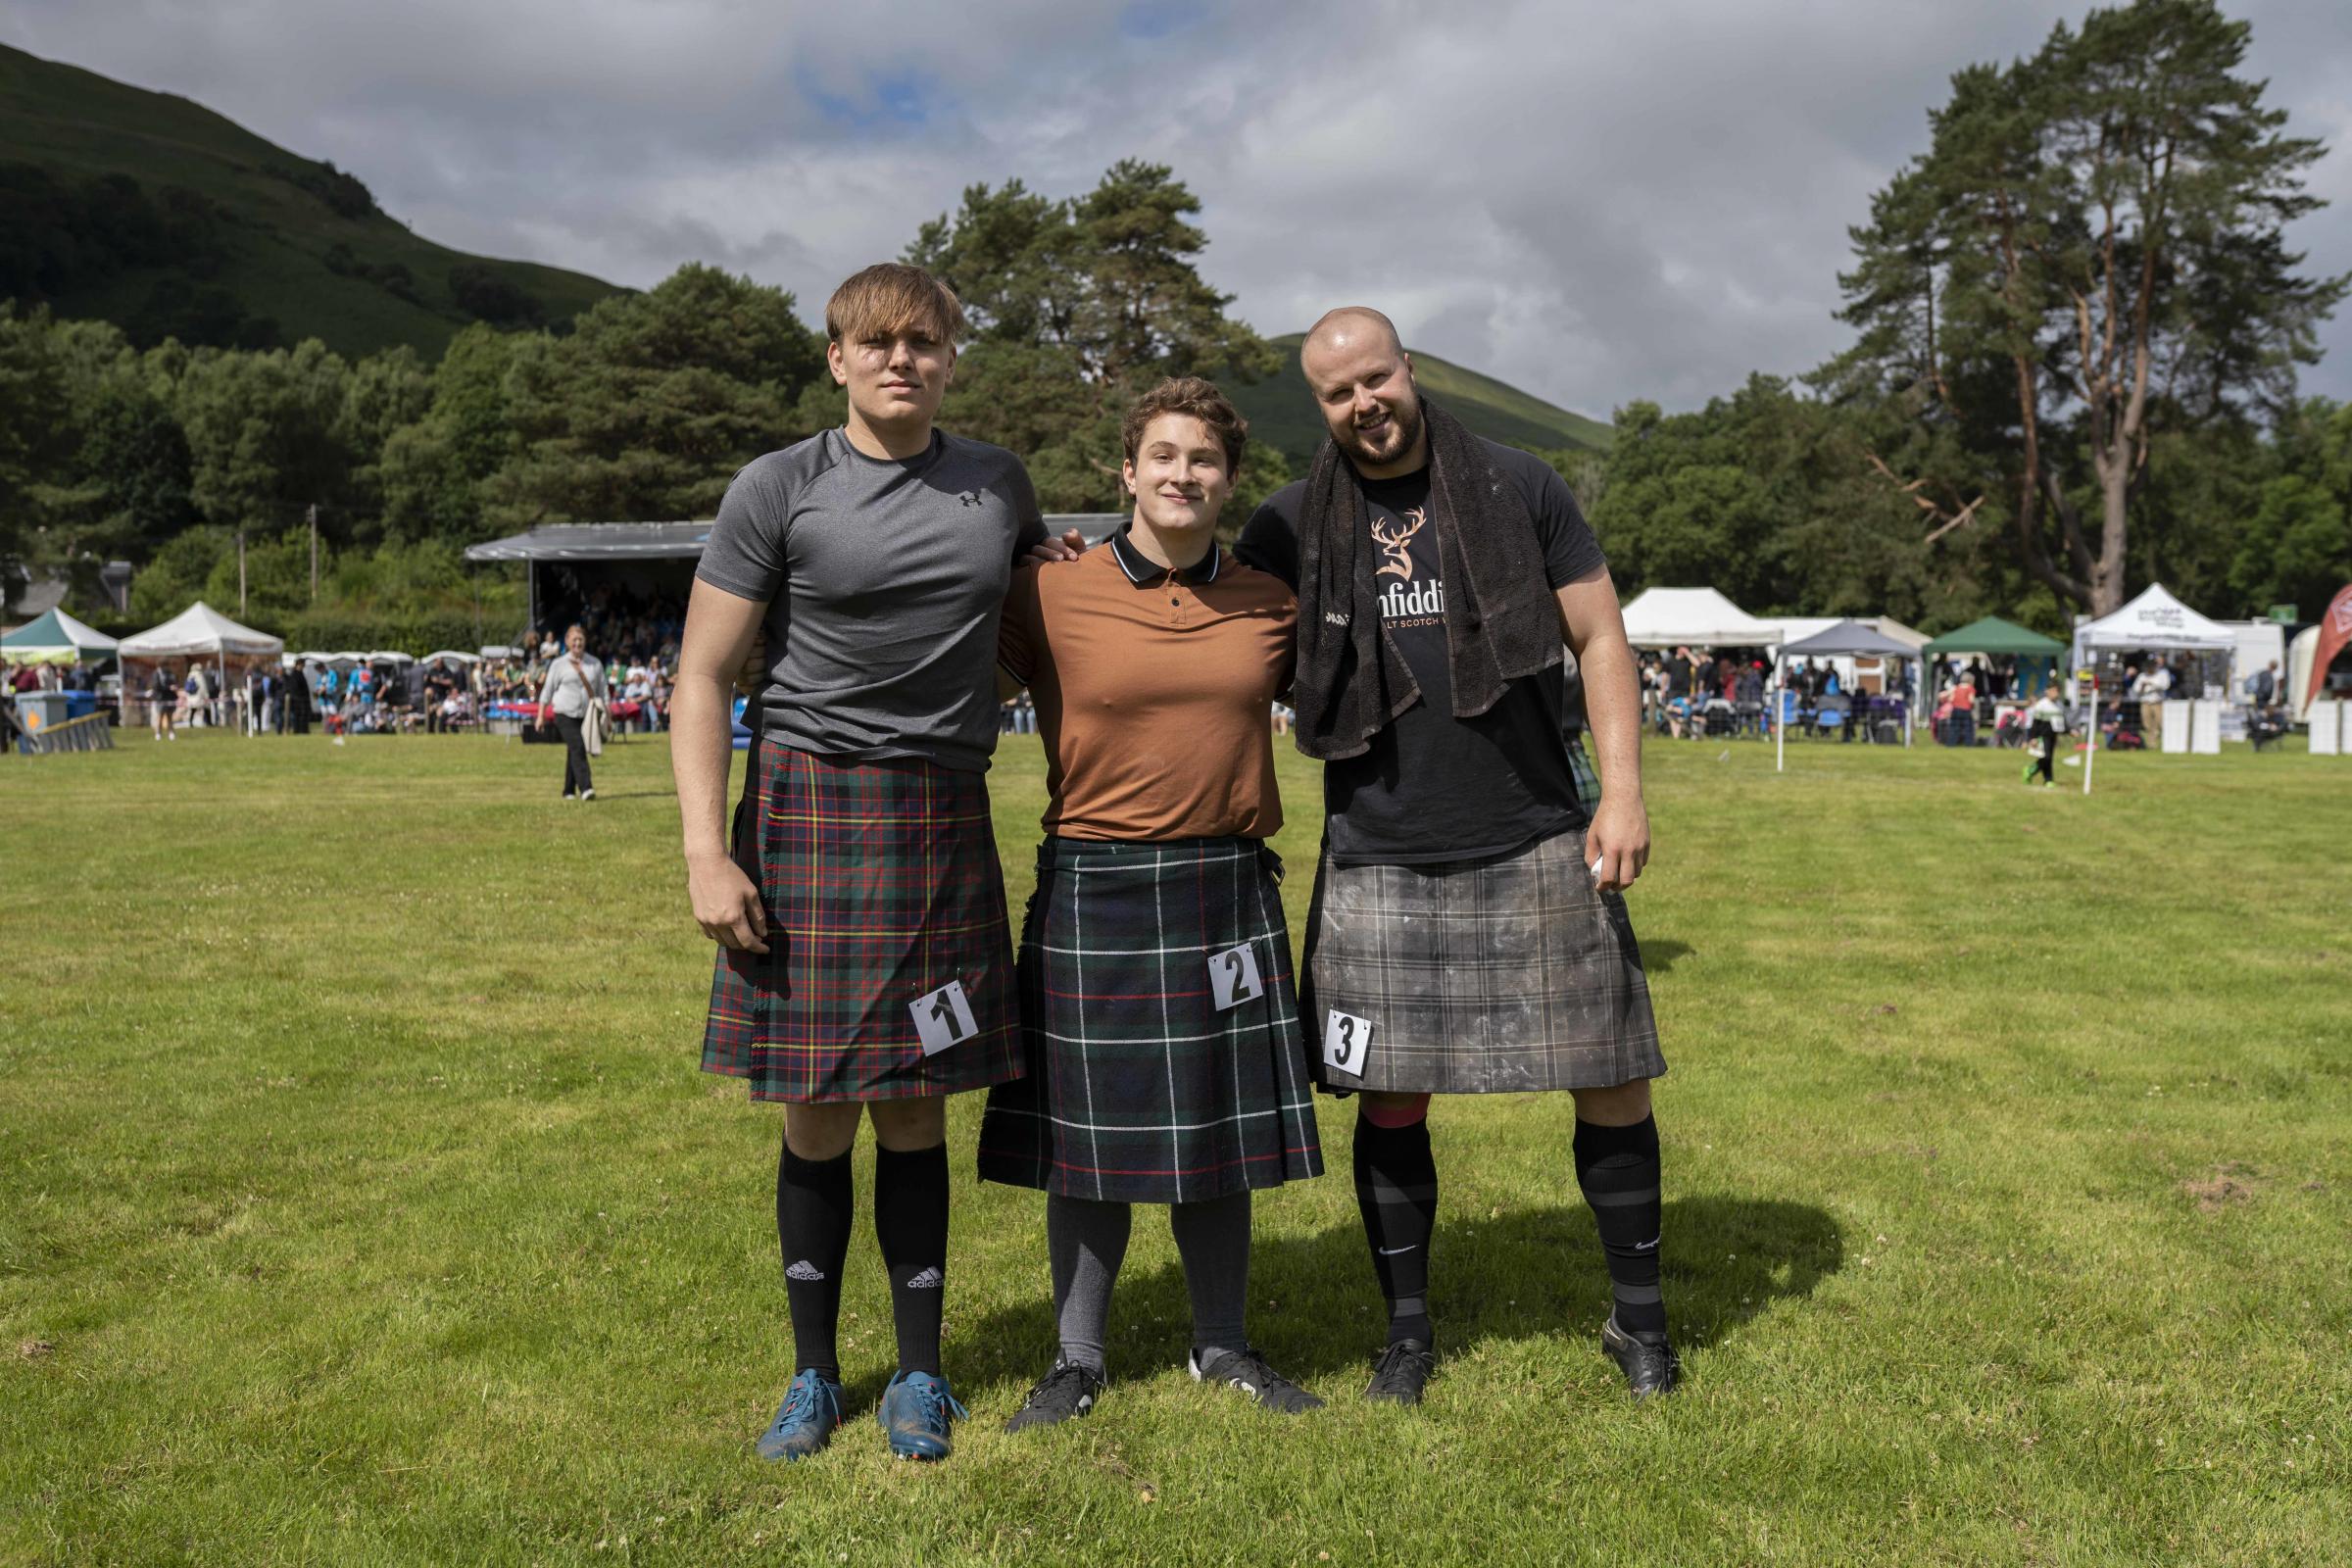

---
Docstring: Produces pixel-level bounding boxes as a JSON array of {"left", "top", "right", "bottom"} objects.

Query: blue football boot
[
  {"left": 756, "top": 1367, "right": 844, "bottom": 1462},
  {"left": 876, "top": 1369, "right": 968, "bottom": 1460}
]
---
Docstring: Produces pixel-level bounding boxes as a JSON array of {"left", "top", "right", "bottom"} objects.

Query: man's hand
[
  {"left": 1583, "top": 794, "right": 1650, "bottom": 894},
  {"left": 732, "top": 631, "right": 766, "bottom": 700},
  {"left": 1026, "top": 526, "right": 1090, "bottom": 564},
  {"left": 688, "top": 851, "right": 770, "bottom": 954}
]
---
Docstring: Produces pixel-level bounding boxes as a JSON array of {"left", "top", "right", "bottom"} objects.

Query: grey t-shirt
[{"left": 697, "top": 427, "right": 1047, "bottom": 772}]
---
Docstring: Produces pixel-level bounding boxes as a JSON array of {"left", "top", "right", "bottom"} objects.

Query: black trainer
[
  {"left": 1004, "top": 1360, "right": 1105, "bottom": 1433},
  {"left": 1363, "top": 1339, "right": 1437, "bottom": 1405},
  {"left": 1189, "top": 1347, "right": 1324, "bottom": 1413},
  {"left": 1600, "top": 1314, "right": 1682, "bottom": 1399}
]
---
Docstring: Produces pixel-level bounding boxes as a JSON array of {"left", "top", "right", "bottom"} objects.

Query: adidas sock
[
  {"left": 1351, "top": 1110, "right": 1438, "bottom": 1347},
  {"left": 1170, "top": 1189, "right": 1251, "bottom": 1366},
  {"left": 776, "top": 1141, "right": 854, "bottom": 1385},
  {"left": 873, "top": 1142, "right": 951, "bottom": 1376},
  {"left": 1574, "top": 1114, "right": 1667, "bottom": 1339},
  {"left": 1046, "top": 1194, "right": 1131, "bottom": 1375}
]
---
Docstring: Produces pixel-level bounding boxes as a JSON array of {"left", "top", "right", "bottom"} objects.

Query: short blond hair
[{"left": 824, "top": 263, "right": 966, "bottom": 347}]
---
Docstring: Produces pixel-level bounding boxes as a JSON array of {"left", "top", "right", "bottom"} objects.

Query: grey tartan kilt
[{"left": 1300, "top": 827, "right": 1666, "bottom": 1095}]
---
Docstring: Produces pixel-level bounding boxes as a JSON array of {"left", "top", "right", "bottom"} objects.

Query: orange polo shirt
[{"left": 999, "top": 529, "right": 1297, "bottom": 842}]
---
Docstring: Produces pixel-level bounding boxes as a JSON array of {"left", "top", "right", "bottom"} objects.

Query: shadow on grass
[
  {"left": 923, "top": 1194, "right": 1841, "bottom": 1404},
  {"left": 1640, "top": 939, "right": 1694, "bottom": 975}
]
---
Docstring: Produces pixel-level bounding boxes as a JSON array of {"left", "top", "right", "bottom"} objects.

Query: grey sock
[
  {"left": 1047, "top": 1194, "right": 1131, "bottom": 1375},
  {"left": 1170, "top": 1189, "right": 1252, "bottom": 1365}
]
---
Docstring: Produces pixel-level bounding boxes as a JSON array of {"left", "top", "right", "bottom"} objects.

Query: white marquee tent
[
  {"left": 117, "top": 603, "right": 284, "bottom": 720},
  {"left": 1619, "top": 587, "right": 1784, "bottom": 649},
  {"left": 2071, "top": 584, "right": 2236, "bottom": 665}
]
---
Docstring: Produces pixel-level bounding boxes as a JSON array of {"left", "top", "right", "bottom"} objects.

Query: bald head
[
  {"left": 1298, "top": 306, "right": 1423, "bottom": 476},
  {"left": 1301, "top": 306, "right": 1403, "bottom": 361}
]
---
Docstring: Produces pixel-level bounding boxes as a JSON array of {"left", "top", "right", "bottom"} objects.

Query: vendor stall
[
  {"left": 117, "top": 603, "right": 284, "bottom": 729},
  {"left": 1773, "top": 620, "right": 1922, "bottom": 771},
  {"left": 1619, "top": 587, "right": 1784, "bottom": 650},
  {"left": 2, "top": 607, "right": 119, "bottom": 666}
]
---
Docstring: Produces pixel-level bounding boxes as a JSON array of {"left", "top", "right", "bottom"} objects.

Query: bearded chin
[{"left": 1347, "top": 404, "right": 1420, "bottom": 465}]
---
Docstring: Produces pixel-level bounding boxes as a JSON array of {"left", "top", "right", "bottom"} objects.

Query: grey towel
[{"left": 1292, "top": 396, "right": 1562, "bottom": 760}]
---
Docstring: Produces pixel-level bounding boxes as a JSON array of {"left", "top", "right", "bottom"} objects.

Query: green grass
[
  {"left": 1, "top": 43, "right": 621, "bottom": 357},
  {"left": 1232, "top": 333, "right": 1615, "bottom": 469},
  {"left": 3, "top": 731, "right": 2348, "bottom": 1565}
]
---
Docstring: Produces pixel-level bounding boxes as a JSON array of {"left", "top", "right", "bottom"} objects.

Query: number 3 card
[{"left": 1322, "top": 1009, "right": 1372, "bottom": 1076}]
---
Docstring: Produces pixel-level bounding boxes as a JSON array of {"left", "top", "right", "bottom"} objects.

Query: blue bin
[{"left": 63, "top": 690, "right": 97, "bottom": 721}]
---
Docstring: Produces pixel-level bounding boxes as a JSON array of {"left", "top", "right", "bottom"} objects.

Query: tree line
[{"left": 2, "top": 1, "right": 2344, "bottom": 647}]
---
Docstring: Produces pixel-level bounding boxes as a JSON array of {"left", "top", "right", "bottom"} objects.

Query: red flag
[{"left": 2310, "top": 584, "right": 2352, "bottom": 708}]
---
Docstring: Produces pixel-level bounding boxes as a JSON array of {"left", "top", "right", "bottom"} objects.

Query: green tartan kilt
[{"left": 978, "top": 835, "right": 1324, "bottom": 1204}]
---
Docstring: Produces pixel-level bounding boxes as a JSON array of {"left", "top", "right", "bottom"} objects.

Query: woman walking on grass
[
  {"left": 982, "top": 377, "right": 1325, "bottom": 1431},
  {"left": 536, "top": 624, "right": 607, "bottom": 801}
]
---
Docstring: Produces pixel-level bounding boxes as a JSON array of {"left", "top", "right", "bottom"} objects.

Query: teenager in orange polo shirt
[{"left": 980, "top": 377, "right": 1326, "bottom": 1428}]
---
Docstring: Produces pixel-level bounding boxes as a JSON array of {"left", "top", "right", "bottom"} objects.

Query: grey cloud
[{"left": 5, "top": 0, "right": 2346, "bottom": 409}]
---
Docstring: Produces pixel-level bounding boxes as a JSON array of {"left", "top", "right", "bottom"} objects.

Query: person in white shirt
[
  {"left": 624, "top": 666, "right": 652, "bottom": 733},
  {"left": 2023, "top": 687, "right": 2066, "bottom": 786},
  {"left": 535, "top": 624, "right": 607, "bottom": 800}
]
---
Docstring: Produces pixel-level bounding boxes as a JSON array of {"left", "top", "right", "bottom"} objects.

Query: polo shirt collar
[{"left": 1110, "top": 526, "right": 1222, "bottom": 586}]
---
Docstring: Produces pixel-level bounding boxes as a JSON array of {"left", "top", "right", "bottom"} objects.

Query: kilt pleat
[
  {"left": 701, "top": 742, "right": 1022, "bottom": 1102},
  {"left": 977, "top": 836, "right": 1324, "bottom": 1204},
  {"left": 1301, "top": 827, "right": 1666, "bottom": 1095}
]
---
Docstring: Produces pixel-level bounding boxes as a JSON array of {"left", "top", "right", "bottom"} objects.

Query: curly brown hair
[{"left": 1120, "top": 375, "right": 1249, "bottom": 478}]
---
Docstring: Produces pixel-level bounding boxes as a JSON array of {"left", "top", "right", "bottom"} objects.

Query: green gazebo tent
[
  {"left": 1923, "top": 616, "right": 2066, "bottom": 658},
  {"left": 1, "top": 607, "right": 119, "bottom": 665}
]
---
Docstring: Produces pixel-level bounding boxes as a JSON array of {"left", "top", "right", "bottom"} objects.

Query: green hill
[
  {"left": 1232, "top": 332, "right": 1614, "bottom": 467},
  {"left": 0, "top": 43, "right": 622, "bottom": 357}
]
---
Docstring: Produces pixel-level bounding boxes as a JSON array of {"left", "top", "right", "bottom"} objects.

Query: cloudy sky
[{"left": 8, "top": 0, "right": 2350, "bottom": 414}]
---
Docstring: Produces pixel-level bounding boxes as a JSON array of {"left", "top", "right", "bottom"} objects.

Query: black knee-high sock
[
  {"left": 872, "top": 1142, "right": 951, "bottom": 1376},
  {"left": 1574, "top": 1115, "right": 1666, "bottom": 1339},
  {"left": 776, "top": 1142, "right": 854, "bottom": 1384},
  {"left": 1352, "top": 1112, "right": 1438, "bottom": 1347}
]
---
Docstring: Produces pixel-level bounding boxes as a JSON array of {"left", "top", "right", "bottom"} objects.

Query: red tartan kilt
[{"left": 700, "top": 742, "right": 1022, "bottom": 1102}]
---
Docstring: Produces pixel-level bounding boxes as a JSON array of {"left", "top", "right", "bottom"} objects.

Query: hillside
[
  {"left": 1231, "top": 332, "right": 1614, "bottom": 467},
  {"left": 0, "top": 43, "right": 621, "bottom": 358}
]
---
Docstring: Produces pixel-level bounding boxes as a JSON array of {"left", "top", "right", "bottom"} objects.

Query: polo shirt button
[{"left": 1170, "top": 595, "right": 1180, "bottom": 605}]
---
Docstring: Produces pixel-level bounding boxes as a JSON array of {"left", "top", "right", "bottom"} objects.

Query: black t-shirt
[{"left": 1237, "top": 440, "right": 1605, "bottom": 866}]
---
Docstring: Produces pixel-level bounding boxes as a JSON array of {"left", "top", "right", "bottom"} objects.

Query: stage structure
[{"left": 466, "top": 516, "right": 1128, "bottom": 639}]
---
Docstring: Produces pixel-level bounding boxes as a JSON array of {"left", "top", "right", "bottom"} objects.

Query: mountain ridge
[{"left": 0, "top": 41, "right": 622, "bottom": 357}]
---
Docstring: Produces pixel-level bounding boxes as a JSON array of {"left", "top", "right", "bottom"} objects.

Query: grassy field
[{"left": 3, "top": 729, "right": 2348, "bottom": 1565}]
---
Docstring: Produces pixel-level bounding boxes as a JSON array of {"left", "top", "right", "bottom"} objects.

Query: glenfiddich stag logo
[{"left": 1370, "top": 506, "right": 1426, "bottom": 581}]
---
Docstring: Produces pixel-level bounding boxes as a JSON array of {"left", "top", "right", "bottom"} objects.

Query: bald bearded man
[{"left": 1235, "top": 308, "right": 1676, "bottom": 1405}]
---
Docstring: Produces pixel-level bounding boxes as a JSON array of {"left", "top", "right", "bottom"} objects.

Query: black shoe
[
  {"left": 1190, "top": 1347, "right": 1324, "bottom": 1413},
  {"left": 1600, "top": 1314, "right": 1682, "bottom": 1400},
  {"left": 1004, "top": 1360, "right": 1105, "bottom": 1433},
  {"left": 1363, "top": 1339, "right": 1436, "bottom": 1405}
]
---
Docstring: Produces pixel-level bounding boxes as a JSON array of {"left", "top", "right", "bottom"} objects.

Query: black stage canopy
[{"left": 465, "top": 522, "right": 712, "bottom": 563}]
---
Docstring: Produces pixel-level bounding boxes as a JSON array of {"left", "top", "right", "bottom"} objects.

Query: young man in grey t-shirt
[{"left": 672, "top": 264, "right": 1052, "bottom": 1465}]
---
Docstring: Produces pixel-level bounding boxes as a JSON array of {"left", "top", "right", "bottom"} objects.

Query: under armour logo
[
  {"left": 905, "top": 1266, "right": 945, "bottom": 1289},
  {"left": 785, "top": 1259, "right": 826, "bottom": 1282},
  {"left": 958, "top": 490, "right": 981, "bottom": 508}
]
